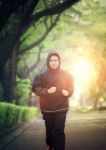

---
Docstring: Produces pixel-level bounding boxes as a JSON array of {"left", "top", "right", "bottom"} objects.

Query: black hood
[{"left": 47, "top": 52, "right": 61, "bottom": 70}]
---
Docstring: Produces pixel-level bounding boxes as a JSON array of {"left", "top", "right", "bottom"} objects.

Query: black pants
[{"left": 43, "top": 112, "right": 67, "bottom": 150}]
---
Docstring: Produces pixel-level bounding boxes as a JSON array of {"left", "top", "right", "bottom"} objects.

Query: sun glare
[
  {"left": 69, "top": 57, "right": 98, "bottom": 108},
  {"left": 72, "top": 58, "right": 94, "bottom": 81}
]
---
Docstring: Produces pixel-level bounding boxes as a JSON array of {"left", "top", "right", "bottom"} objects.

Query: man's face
[{"left": 49, "top": 55, "right": 60, "bottom": 69}]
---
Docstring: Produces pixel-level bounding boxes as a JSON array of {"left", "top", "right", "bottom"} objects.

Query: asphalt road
[{"left": 1, "top": 111, "right": 106, "bottom": 150}]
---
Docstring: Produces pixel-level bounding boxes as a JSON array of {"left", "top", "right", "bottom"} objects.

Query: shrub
[
  {"left": 0, "top": 102, "right": 38, "bottom": 128},
  {"left": 15, "top": 77, "right": 31, "bottom": 106}
]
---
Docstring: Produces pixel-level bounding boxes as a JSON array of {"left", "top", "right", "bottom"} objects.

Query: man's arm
[
  {"left": 67, "top": 73, "right": 74, "bottom": 97},
  {"left": 62, "top": 72, "right": 74, "bottom": 97},
  {"left": 32, "top": 75, "right": 48, "bottom": 96},
  {"left": 32, "top": 75, "right": 57, "bottom": 96}
]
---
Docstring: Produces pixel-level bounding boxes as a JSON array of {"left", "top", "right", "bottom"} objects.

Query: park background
[{"left": 0, "top": 0, "right": 106, "bottom": 149}]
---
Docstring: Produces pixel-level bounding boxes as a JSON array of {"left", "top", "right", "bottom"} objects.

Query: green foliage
[
  {"left": 15, "top": 0, "right": 106, "bottom": 104},
  {"left": 0, "top": 103, "right": 38, "bottom": 128},
  {"left": 0, "top": 102, "right": 38, "bottom": 128},
  {"left": 20, "top": 15, "right": 57, "bottom": 50},
  {"left": 15, "top": 77, "right": 31, "bottom": 105},
  {"left": 33, "top": 0, "right": 45, "bottom": 12}
]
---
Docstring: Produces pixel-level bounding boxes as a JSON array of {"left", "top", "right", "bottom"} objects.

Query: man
[{"left": 32, "top": 52, "right": 74, "bottom": 150}]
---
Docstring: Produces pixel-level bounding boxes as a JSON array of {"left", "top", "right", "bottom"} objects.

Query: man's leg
[
  {"left": 52, "top": 112, "right": 67, "bottom": 150},
  {"left": 43, "top": 114, "right": 54, "bottom": 148}
]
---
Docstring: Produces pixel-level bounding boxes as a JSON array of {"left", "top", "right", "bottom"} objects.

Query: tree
[
  {"left": 0, "top": 0, "right": 28, "bottom": 31},
  {"left": 0, "top": 0, "right": 80, "bottom": 102},
  {"left": 0, "top": 0, "right": 80, "bottom": 76}
]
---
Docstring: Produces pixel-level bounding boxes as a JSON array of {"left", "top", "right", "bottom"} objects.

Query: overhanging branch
[
  {"left": 25, "top": 0, "right": 80, "bottom": 29},
  {"left": 19, "top": 14, "right": 60, "bottom": 55}
]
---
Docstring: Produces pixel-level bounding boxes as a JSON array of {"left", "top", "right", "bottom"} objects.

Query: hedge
[{"left": 0, "top": 102, "right": 38, "bottom": 128}]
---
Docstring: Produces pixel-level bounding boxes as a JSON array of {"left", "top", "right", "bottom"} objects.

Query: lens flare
[
  {"left": 72, "top": 58, "right": 95, "bottom": 81},
  {"left": 70, "top": 57, "right": 98, "bottom": 108}
]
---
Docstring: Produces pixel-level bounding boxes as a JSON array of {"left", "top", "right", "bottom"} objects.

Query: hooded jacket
[{"left": 32, "top": 52, "right": 74, "bottom": 114}]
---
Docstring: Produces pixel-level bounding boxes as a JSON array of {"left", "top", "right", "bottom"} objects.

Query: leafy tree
[
  {"left": 0, "top": 0, "right": 80, "bottom": 102},
  {"left": 0, "top": 0, "right": 79, "bottom": 75}
]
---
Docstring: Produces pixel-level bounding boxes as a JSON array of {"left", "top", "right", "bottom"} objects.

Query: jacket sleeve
[
  {"left": 66, "top": 72, "right": 74, "bottom": 97},
  {"left": 32, "top": 74, "right": 48, "bottom": 96}
]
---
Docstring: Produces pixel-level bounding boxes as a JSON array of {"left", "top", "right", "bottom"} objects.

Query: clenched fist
[
  {"left": 48, "top": 87, "right": 56, "bottom": 93},
  {"left": 61, "top": 90, "right": 69, "bottom": 96}
]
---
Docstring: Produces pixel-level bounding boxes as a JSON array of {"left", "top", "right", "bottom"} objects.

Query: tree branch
[
  {"left": 19, "top": 14, "right": 60, "bottom": 55},
  {"left": 17, "top": 46, "right": 43, "bottom": 79},
  {"left": 24, "top": 0, "right": 80, "bottom": 30}
]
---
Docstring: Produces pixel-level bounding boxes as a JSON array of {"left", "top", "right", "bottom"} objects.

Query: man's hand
[
  {"left": 61, "top": 90, "right": 69, "bottom": 96},
  {"left": 48, "top": 87, "right": 56, "bottom": 93}
]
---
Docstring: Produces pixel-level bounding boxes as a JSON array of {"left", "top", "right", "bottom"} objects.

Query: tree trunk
[
  {"left": 9, "top": 42, "right": 19, "bottom": 101},
  {"left": 0, "top": 0, "right": 39, "bottom": 75},
  {"left": 93, "top": 95, "right": 99, "bottom": 110}
]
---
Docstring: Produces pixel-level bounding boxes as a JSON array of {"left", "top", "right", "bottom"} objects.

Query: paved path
[{"left": 0, "top": 111, "right": 106, "bottom": 150}]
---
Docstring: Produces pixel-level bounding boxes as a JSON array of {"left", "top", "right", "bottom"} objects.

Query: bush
[
  {"left": 15, "top": 77, "right": 31, "bottom": 106},
  {"left": 0, "top": 102, "right": 38, "bottom": 128}
]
